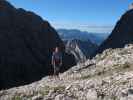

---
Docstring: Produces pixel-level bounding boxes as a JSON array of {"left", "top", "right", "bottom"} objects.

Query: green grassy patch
[{"left": 12, "top": 96, "right": 22, "bottom": 100}]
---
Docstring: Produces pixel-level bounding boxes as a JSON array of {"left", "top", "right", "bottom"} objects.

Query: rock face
[
  {"left": 1, "top": 44, "right": 133, "bottom": 100},
  {"left": 96, "top": 9, "right": 133, "bottom": 54},
  {"left": 0, "top": 0, "right": 75, "bottom": 89},
  {"left": 65, "top": 39, "right": 97, "bottom": 63}
]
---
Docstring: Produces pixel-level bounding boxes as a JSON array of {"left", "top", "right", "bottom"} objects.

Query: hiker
[{"left": 52, "top": 47, "right": 62, "bottom": 77}]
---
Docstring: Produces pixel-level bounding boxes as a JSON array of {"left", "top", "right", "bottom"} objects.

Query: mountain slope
[
  {"left": 1, "top": 44, "right": 133, "bottom": 100},
  {"left": 96, "top": 9, "right": 133, "bottom": 54},
  {"left": 0, "top": 0, "right": 75, "bottom": 89}
]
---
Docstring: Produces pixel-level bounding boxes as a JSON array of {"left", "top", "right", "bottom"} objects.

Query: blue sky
[{"left": 7, "top": 0, "right": 132, "bottom": 33}]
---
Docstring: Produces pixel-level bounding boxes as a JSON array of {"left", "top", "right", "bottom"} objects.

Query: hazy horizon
[{"left": 7, "top": 0, "right": 132, "bottom": 33}]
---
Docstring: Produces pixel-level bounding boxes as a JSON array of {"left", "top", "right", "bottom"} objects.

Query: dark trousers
[{"left": 53, "top": 64, "right": 61, "bottom": 76}]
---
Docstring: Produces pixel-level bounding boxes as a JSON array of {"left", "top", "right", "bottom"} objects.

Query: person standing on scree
[{"left": 52, "top": 47, "right": 62, "bottom": 77}]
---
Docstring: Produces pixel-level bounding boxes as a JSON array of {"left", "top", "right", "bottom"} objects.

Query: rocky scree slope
[
  {"left": 0, "top": 0, "right": 76, "bottom": 89},
  {"left": 1, "top": 44, "right": 133, "bottom": 100}
]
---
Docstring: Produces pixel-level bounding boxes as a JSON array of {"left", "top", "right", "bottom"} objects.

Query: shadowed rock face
[
  {"left": 96, "top": 9, "right": 133, "bottom": 55},
  {"left": 0, "top": 0, "right": 76, "bottom": 89}
]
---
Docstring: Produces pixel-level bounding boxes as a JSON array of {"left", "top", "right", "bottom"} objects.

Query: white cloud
[{"left": 51, "top": 22, "right": 114, "bottom": 33}]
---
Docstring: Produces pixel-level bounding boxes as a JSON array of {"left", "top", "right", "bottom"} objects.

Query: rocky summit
[
  {"left": 0, "top": 0, "right": 75, "bottom": 89},
  {"left": 1, "top": 44, "right": 133, "bottom": 100}
]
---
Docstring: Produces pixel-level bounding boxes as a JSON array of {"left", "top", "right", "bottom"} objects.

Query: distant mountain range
[
  {"left": 57, "top": 29, "right": 107, "bottom": 62},
  {"left": 57, "top": 29, "right": 109, "bottom": 45}
]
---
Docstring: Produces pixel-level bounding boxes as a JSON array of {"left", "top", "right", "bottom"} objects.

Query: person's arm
[
  {"left": 52, "top": 53, "right": 54, "bottom": 65},
  {"left": 60, "top": 53, "right": 63, "bottom": 66}
]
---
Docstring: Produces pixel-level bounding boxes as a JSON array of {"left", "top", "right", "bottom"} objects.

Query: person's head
[{"left": 55, "top": 47, "right": 59, "bottom": 53}]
